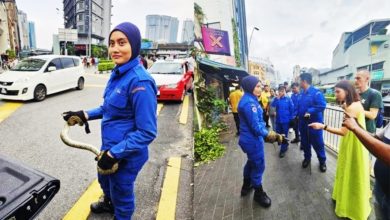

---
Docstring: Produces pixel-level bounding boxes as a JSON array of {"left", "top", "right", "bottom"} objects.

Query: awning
[
  {"left": 318, "top": 84, "right": 335, "bottom": 89},
  {"left": 197, "top": 57, "right": 249, "bottom": 83}
]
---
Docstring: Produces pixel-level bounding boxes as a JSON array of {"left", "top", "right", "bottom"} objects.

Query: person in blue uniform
[
  {"left": 290, "top": 83, "right": 301, "bottom": 144},
  {"left": 271, "top": 86, "right": 294, "bottom": 158},
  {"left": 297, "top": 73, "right": 327, "bottom": 172},
  {"left": 62, "top": 22, "right": 157, "bottom": 220},
  {"left": 238, "top": 75, "right": 286, "bottom": 208}
]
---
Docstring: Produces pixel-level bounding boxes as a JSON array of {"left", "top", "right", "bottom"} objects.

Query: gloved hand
[
  {"left": 62, "top": 110, "right": 90, "bottom": 133},
  {"left": 265, "top": 131, "right": 288, "bottom": 145},
  {"left": 304, "top": 113, "right": 311, "bottom": 121},
  {"left": 96, "top": 151, "right": 119, "bottom": 175}
]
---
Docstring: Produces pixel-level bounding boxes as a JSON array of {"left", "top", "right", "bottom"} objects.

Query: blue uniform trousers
[
  {"left": 239, "top": 140, "right": 265, "bottom": 188},
  {"left": 299, "top": 120, "right": 326, "bottom": 163},
  {"left": 276, "top": 122, "right": 289, "bottom": 153}
]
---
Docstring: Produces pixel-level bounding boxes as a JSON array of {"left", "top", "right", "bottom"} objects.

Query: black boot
[
  {"left": 302, "top": 159, "right": 311, "bottom": 168},
  {"left": 253, "top": 185, "right": 271, "bottom": 208},
  {"left": 90, "top": 195, "right": 114, "bottom": 214},
  {"left": 319, "top": 162, "right": 327, "bottom": 173},
  {"left": 241, "top": 178, "right": 252, "bottom": 196}
]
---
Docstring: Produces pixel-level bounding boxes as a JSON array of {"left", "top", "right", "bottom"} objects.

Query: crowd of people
[{"left": 229, "top": 70, "right": 389, "bottom": 220}]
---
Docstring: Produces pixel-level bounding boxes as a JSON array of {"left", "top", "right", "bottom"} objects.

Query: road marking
[
  {"left": 0, "top": 102, "right": 23, "bottom": 124},
  {"left": 156, "top": 157, "right": 182, "bottom": 220},
  {"left": 157, "top": 103, "right": 163, "bottom": 116},
  {"left": 62, "top": 179, "right": 103, "bottom": 220},
  {"left": 179, "top": 95, "right": 189, "bottom": 124},
  {"left": 85, "top": 84, "right": 106, "bottom": 88}
]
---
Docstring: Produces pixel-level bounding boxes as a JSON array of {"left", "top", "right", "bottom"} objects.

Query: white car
[{"left": 0, "top": 55, "right": 85, "bottom": 101}]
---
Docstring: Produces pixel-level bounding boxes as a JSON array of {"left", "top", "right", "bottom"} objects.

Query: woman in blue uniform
[
  {"left": 238, "top": 75, "right": 286, "bottom": 208},
  {"left": 63, "top": 22, "right": 157, "bottom": 220}
]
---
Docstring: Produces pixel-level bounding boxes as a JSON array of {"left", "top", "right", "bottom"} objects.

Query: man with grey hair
[{"left": 355, "top": 69, "right": 383, "bottom": 134}]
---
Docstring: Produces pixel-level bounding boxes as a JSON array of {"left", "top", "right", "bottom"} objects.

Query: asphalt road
[{"left": 0, "top": 70, "right": 193, "bottom": 219}]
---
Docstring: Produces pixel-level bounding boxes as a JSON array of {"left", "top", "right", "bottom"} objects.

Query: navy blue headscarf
[
  {"left": 241, "top": 76, "right": 260, "bottom": 94},
  {"left": 109, "top": 22, "right": 141, "bottom": 61}
]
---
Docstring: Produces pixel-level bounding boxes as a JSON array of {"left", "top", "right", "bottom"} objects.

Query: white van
[{"left": 0, "top": 55, "right": 85, "bottom": 101}]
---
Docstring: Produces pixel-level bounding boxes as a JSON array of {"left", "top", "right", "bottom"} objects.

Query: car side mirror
[{"left": 48, "top": 66, "right": 56, "bottom": 72}]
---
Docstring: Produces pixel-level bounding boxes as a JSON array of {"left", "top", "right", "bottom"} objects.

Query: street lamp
[{"left": 248, "top": 26, "right": 259, "bottom": 72}]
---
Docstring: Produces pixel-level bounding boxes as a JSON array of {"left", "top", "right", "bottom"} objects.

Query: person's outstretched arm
[{"left": 343, "top": 116, "right": 390, "bottom": 165}]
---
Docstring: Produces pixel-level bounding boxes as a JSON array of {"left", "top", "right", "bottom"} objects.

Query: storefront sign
[{"left": 201, "top": 27, "right": 231, "bottom": 56}]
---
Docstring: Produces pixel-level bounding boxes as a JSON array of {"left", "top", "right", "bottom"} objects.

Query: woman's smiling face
[{"left": 109, "top": 31, "right": 132, "bottom": 65}]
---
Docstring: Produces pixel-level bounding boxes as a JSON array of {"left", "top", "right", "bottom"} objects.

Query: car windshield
[
  {"left": 149, "top": 62, "right": 183, "bottom": 75},
  {"left": 11, "top": 58, "right": 47, "bottom": 72}
]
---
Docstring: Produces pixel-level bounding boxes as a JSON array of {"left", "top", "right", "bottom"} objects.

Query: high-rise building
[
  {"left": 63, "top": 0, "right": 112, "bottom": 55},
  {"left": 181, "top": 19, "right": 194, "bottom": 43},
  {"left": 146, "top": 15, "right": 179, "bottom": 43},
  {"left": 233, "top": 0, "right": 248, "bottom": 70},
  {"left": 0, "top": 2, "right": 10, "bottom": 54},
  {"left": 28, "top": 21, "right": 36, "bottom": 49},
  {"left": 18, "top": 10, "right": 30, "bottom": 50},
  {"left": 2, "top": 0, "right": 20, "bottom": 53}
]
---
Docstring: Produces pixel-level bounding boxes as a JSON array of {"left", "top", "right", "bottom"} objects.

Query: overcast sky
[
  {"left": 16, "top": 0, "right": 193, "bottom": 49},
  {"left": 246, "top": 0, "right": 390, "bottom": 79}
]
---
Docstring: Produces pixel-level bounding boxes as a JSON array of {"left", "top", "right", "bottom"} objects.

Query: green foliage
[
  {"left": 6, "top": 50, "right": 16, "bottom": 59},
  {"left": 231, "top": 18, "right": 241, "bottom": 67},
  {"left": 92, "top": 45, "right": 108, "bottom": 59},
  {"left": 194, "top": 127, "right": 225, "bottom": 162},
  {"left": 142, "top": 38, "right": 152, "bottom": 42},
  {"left": 325, "top": 96, "right": 337, "bottom": 103},
  {"left": 98, "top": 62, "right": 115, "bottom": 72}
]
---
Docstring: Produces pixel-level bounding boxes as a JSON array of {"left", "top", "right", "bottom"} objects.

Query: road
[{"left": 0, "top": 70, "right": 193, "bottom": 219}]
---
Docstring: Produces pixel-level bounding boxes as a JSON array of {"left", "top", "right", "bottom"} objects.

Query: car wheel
[
  {"left": 34, "top": 85, "right": 46, "bottom": 101},
  {"left": 76, "top": 77, "right": 84, "bottom": 90}
]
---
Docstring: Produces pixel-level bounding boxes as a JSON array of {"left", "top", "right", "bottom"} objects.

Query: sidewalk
[{"left": 194, "top": 114, "right": 376, "bottom": 220}]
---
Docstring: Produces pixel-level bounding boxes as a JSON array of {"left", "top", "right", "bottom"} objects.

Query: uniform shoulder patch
[
  {"left": 131, "top": 86, "right": 146, "bottom": 93},
  {"left": 251, "top": 104, "right": 257, "bottom": 113}
]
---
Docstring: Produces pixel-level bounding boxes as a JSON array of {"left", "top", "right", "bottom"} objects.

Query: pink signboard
[{"left": 201, "top": 26, "right": 231, "bottom": 56}]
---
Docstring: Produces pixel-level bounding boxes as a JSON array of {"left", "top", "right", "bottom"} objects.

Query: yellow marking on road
[
  {"left": 157, "top": 103, "right": 164, "bottom": 116},
  {"left": 0, "top": 102, "right": 23, "bottom": 124},
  {"left": 62, "top": 179, "right": 103, "bottom": 220},
  {"left": 179, "top": 95, "right": 189, "bottom": 124},
  {"left": 156, "top": 157, "right": 182, "bottom": 220},
  {"left": 85, "top": 84, "right": 106, "bottom": 88}
]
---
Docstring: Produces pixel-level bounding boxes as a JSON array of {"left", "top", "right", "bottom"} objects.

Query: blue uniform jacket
[
  {"left": 297, "top": 86, "right": 326, "bottom": 123},
  {"left": 271, "top": 96, "right": 294, "bottom": 124},
  {"left": 87, "top": 58, "right": 158, "bottom": 166},
  {"left": 291, "top": 93, "right": 300, "bottom": 117},
  {"left": 238, "top": 93, "right": 269, "bottom": 143}
]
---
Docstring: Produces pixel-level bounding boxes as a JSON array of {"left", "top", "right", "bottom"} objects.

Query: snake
[{"left": 60, "top": 116, "right": 118, "bottom": 175}]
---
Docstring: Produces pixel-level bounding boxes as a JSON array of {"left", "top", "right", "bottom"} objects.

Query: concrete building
[
  {"left": 2, "top": 0, "right": 20, "bottom": 54},
  {"left": 146, "top": 15, "right": 179, "bottom": 43},
  {"left": 195, "top": 0, "right": 235, "bottom": 66},
  {"left": 181, "top": 19, "right": 194, "bottom": 43},
  {"left": 17, "top": 10, "right": 30, "bottom": 50},
  {"left": 248, "top": 60, "right": 265, "bottom": 81},
  {"left": 292, "top": 65, "right": 301, "bottom": 82},
  {"left": 232, "top": 0, "right": 248, "bottom": 70},
  {"left": 28, "top": 21, "right": 36, "bottom": 49},
  {"left": 63, "top": 0, "right": 112, "bottom": 54},
  {"left": 319, "top": 19, "right": 390, "bottom": 93},
  {"left": 0, "top": 2, "right": 10, "bottom": 54}
]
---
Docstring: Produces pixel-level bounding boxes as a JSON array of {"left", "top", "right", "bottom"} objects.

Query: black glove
[
  {"left": 97, "top": 151, "right": 119, "bottom": 175},
  {"left": 62, "top": 110, "right": 90, "bottom": 133}
]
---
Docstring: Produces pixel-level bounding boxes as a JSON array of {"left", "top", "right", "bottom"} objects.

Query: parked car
[
  {"left": 148, "top": 59, "right": 193, "bottom": 101},
  {"left": 383, "top": 94, "right": 390, "bottom": 126},
  {"left": 0, "top": 55, "right": 84, "bottom": 101}
]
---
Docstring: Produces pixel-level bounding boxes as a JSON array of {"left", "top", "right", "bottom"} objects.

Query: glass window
[
  {"left": 78, "top": 13, "right": 83, "bottom": 21},
  {"left": 11, "top": 58, "right": 47, "bottom": 72},
  {"left": 148, "top": 62, "right": 183, "bottom": 75},
  {"left": 47, "top": 58, "right": 63, "bottom": 71},
  {"left": 61, "top": 58, "right": 75, "bottom": 69},
  {"left": 78, "top": 25, "right": 84, "bottom": 32},
  {"left": 73, "top": 58, "right": 80, "bottom": 66}
]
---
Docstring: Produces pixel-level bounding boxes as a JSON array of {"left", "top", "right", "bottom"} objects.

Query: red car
[{"left": 149, "top": 59, "right": 193, "bottom": 101}]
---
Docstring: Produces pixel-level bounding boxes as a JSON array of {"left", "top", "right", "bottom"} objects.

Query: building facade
[
  {"left": 17, "top": 10, "right": 29, "bottom": 50},
  {"left": 232, "top": 0, "right": 248, "bottom": 70},
  {"left": 319, "top": 19, "right": 390, "bottom": 94},
  {"left": 63, "top": 0, "right": 112, "bottom": 54},
  {"left": 28, "top": 21, "right": 36, "bottom": 49},
  {"left": 181, "top": 19, "right": 194, "bottom": 43},
  {"left": 248, "top": 60, "right": 265, "bottom": 81},
  {"left": 2, "top": 0, "right": 20, "bottom": 53},
  {"left": 146, "top": 15, "right": 179, "bottom": 43},
  {"left": 0, "top": 1, "right": 10, "bottom": 54}
]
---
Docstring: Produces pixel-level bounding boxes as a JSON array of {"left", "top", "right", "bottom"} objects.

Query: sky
[
  {"left": 246, "top": 0, "right": 390, "bottom": 79},
  {"left": 15, "top": 0, "right": 193, "bottom": 49}
]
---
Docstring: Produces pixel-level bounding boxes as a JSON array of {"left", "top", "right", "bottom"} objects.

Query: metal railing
[{"left": 323, "top": 105, "right": 344, "bottom": 153}]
